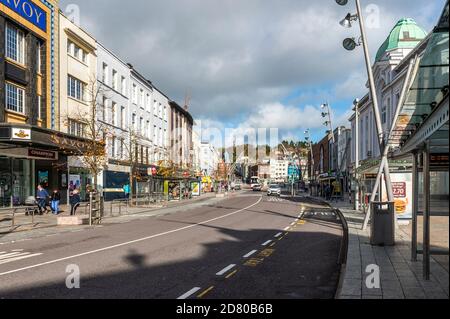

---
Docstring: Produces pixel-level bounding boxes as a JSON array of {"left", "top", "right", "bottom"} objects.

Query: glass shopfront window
[{"left": 0, "top": 158, "right": 33, "bottom": 207}]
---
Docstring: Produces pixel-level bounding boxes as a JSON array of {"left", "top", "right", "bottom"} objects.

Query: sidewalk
[
  {"left": 0, "top": 192, "right": 222, "bottom": 245},
  {"left": 316, "top": 198, "right": 449, "bottom": 299}
]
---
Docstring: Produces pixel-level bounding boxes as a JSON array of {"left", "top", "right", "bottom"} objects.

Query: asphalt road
[{"left": 0, "top": 192, "right": 344, "bottom": 299}]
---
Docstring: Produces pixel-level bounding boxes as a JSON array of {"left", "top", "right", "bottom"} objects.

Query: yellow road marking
[
  {"left": 244, "top": 258, "right": 264, "bottom": 267},
  {"left": 269, "top": 242, "right": 276, "bottom": 248},
  {"left": 226, "top": 270, "right": 238, "bottom": 279},
  {"left": 259, "top": 249, "right": 275, "bottom": 258},
  {"left": 197, "top": 286, "right": 215, "bottom": 298}
]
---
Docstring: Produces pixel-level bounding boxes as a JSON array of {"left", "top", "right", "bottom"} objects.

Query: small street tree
[{"left": 55, "top": 77, "right": 110, "bottom": 191}]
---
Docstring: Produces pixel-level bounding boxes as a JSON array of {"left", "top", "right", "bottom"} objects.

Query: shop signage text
[
  {"left": 28, "top": 148, "right": 57, "bottom": 160},
  {"left": 0, "top": 0, "right": 47, "bottom": 32}
]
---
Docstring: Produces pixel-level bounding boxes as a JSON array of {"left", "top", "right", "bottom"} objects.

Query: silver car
[{"left": 267, "top": 184, "right": 282, "bottom": 197}]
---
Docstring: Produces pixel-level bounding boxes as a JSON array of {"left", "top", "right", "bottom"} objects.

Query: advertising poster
[
  {"left": 69, "top": 175, "right": 81, "bottom": 191},
  {"left": 383, "top": 172, "right": 412, "bottom": 219},
  {"left": 191, "top": 182, "right": 201, "bottom": 196},
  {"left": 38, "top": 170, "right": 49, "bottom": 187}
]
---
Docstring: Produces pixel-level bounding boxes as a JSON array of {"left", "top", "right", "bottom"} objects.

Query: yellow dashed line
[
  {"left": 226, "top": 270, "right": 238, "bottom": 279},
  {"left": 197, "top": 286, "right": 215, "bottom": 298}
]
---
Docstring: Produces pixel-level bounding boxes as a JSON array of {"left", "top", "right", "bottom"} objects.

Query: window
[
  {"left": 37, "top": 96, "right": 42, "bottom": 120},
  {"left": 146, "top": 94, "right": 151, "bottom": 112},
  {"left": 36, "top": 42, "right": 42, "bottom": 74},
  {"left": 154, "top": 125, "right": 157, "bottom": 144},
  {"left": 132, "top": 84, "right": 138, "bottom": 104},
  {"left": 153, "top": 101, "right": 158, "bottom": 116},
  {"left": 132, "top": 113, "right": 137, "bottom": 128},
  {"left": 140, "top": 117, "right": 144, "bottom": 135},
  {"left": 163, "top": 106, "right": 167, "bottom": 121},
  {"left": 112, "top": 70, "right": 118, "bottom": 90},
  {"left": 382, "top": 106, "right": 387, "bottom": 124},
  {"left": 111, "top": 102, "right": 117, "bottom": 126},
  {"left": 67, "top": 76, "right": 85, "bottom": 101},
  {"left": 68, "top": 119, "right": 86, "bottom": 137},
  {"left": 119, "top": 138, "right": 124, "bottom": 159},
  {"left": 101, "top": 96, "right": 107, "bottom": 121},
  {"left": 146, "top": 121, "right": 150, "bottom": 138},
  {"left": 102, "top": 63, "right": 108, "bottom": 84},
  {"left": 140, "top": 89, "right": 144, "bottom": 107},
  {"left": 68, "top": 40, "right": 88, "bottom": 64},
  {"left": 121, "top": 77, "right": 127, "bottom": 96},
  {"left": 111, "top": 137, "right": 116, "bottom": 158},
  {"left": 159, "top": 103, "right": 163, "bottom": 118},
  {"left": 120, "top": 106, "right": 126, "bottom": 128},
  {"left": 6, "top": 23, "right": 25, "bottom": 65},
  {"left": 6, "top": 82, "right": 25, "bottom": 114}
]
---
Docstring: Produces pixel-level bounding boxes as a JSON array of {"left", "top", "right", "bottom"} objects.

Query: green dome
[{"left": 375, "top": 18, "right": 427, "bottom": 62}]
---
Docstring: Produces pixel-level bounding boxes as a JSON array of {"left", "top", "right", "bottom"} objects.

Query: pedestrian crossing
[
  {"left": 267, "top": 197, "right": 284, "bottom": 203},
  {"left": 0, "top": 250, "right": 42, "bottom": 265}
]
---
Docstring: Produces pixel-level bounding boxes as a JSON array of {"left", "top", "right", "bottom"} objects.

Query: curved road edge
[{"left": 304, "top": 196, "right": 349, "bottom": 300}]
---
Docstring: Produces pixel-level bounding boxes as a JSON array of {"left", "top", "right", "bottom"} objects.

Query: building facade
[
  {"left": 199, "top": 141, "right": 219, "bottom": 177},
  {"left": 348, "top": 18, "right": 428, "bottom": 208},
  {"left": 58, "top": 12, "right": 97, "bottom": 200},
  {"left": 0, "top": 0, "right": 83, "bottom": 206},
  {"left": 270, "top": 159, "right": 289, "bottom": 182},
  {"left": 96, "top": 42, "right": 131, "bottom": 200},
  {"left": 169, "top": 101, "right": 193, "bottom": 169}
]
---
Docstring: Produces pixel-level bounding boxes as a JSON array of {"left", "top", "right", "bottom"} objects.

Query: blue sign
[
  {"left": 1, "top": 0, "right": 47, "bottom": 32},
  {"left": 288, "top": 165, "right": 301, "bottom": 180}
]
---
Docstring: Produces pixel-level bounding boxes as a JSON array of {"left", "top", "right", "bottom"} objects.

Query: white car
[{"left": 267, "top": 184, "right": 282, "bottom": 197}]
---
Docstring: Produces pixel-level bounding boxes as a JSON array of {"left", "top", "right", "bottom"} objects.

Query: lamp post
[
  {"left": 353, "top": 98, "right": 360, "bottom": 211},
  {"left": 336, "top": 0, "right": 395, "bottom": 214},
  {"left": 304, "top": 129, "right": 315, "bottom": 196}
]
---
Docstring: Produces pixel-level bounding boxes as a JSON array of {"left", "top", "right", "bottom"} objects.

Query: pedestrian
[
  {"left": 69, "top": 189, "right": 81, "bottom": 216},
  {"left": 36, "top": 185, "right": 50, "bottom": 215},
  {"left": 50, "top": 189, "right": 61, "bottom": 215},
  {"left": 123, "top": 183, "right": 130, "bottom": 200}
]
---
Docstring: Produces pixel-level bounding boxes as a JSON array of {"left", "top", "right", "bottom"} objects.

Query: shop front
[{"left": 0, "top": 124, "right": 90, "bottom": 206}]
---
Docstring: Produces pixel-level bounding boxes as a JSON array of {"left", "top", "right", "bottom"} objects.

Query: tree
[{"left": 56, "top": 77, "right": 110, "bottom": 190}]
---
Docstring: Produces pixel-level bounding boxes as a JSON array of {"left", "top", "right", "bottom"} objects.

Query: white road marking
[
  {"left": 177, "top": 287, "right": 202, "bottom": 300},
  {"left": 290, "top": 222, "right": 296, "bottom": 226},
  {"left": 0, "top": 196, "right": 263, "bottom": 277},
  {"left": 0, "top": 253, "right": 42, "bottom": 265},
  {"left": 274, "top": 232, "right": 283, "bottom": 238},
  {"left": 216, "top": 264, "right": 236, "bottom": 276},
  {"left": 11, "top": 249, "right": 24, "bottom": 252},
  {"left": 0, "top": 252, "right": 27, "bottom": 260},
  {"left": 243, "top": 250, "right": 258, "bottom": 258},
  {"left": 284, "top": 226, "right": 290, "bottom": 231},
  {"left": 262, "top": 240, "right": 272, "bottom": 246}
]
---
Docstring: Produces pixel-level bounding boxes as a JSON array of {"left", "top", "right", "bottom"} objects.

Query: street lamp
[
  {"left": 353, "top": 98, "right": 360, "bottom": 210},
  {"left": 335, "top": 0, "right": 395, "bottom": 227},
  {"left": 304, "top": 129, "right": 315, "bottom": 196}
]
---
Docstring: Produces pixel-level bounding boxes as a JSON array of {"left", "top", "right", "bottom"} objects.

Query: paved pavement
[
  {"left": 315, "top": 197, "right": 449, "bottom": 300},
  {"left": 0, "top": 192, "right": 345, "bottom": 299},
  {"left": 0, "top": 193, "right": 219, "bottom": 245}
]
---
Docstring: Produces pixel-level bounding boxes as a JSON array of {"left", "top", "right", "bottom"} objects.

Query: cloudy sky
[{"left": 61, "top": 0, "right": 445, "bottom": 145}]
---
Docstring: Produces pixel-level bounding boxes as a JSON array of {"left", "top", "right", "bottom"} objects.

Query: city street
[{"left": 0, "top": 192, "right": 345, "bottom": 299}]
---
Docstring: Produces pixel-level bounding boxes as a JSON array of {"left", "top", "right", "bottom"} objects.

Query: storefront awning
[{"left": 390, "top": 4, "right": 449, "bottom": 155}]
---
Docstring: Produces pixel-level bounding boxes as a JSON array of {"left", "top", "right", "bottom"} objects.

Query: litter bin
[{"left": 370, "top": 202, "right": 395, "bottom": 246}]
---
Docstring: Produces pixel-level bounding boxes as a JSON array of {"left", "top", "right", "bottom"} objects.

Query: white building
[
  {"left": 270, "top": 160, "right": 289, "bottom": 181},
  {"left": 200, "top": 142, "right": 220, "bottom": 177},
  {"left": 96, "top": 42, "right": 131, "bottom": 199},
  {"left": 350, "top": 18, "right": 428, "bottom": 164},
  {"left": 58, "top": 12, "right": 97, "bottom": 198}
]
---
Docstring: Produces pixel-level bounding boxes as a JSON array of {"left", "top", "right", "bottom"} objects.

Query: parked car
[
  {"left": 267, "top": 184, "right": 282, "bottom": 197},
  {"left": 252, "top": 184, "right": 262, "bottom": 192}
]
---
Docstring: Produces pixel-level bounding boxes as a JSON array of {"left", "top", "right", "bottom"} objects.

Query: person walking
[
  {"left": 36, "top": 185, "right": 50, "bottom": 215},
  {"left": 123, "top": 183, "right": 130, "bottom": 200},
  {"left": 50, "top": 189, "right": 61, "bottom": 215},
  {"left": 69, "top": 189, "right": 81, "bottom": 216}
]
